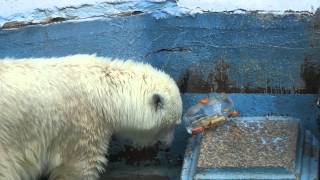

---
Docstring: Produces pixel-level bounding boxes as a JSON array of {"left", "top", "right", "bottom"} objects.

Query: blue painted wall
[{"left": 1, "top": 13, "right": 319, "bottom": 93}]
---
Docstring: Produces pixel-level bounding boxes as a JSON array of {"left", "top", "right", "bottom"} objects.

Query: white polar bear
[{"left": 0, "top": 54, "right": 182, "bottom": 180}]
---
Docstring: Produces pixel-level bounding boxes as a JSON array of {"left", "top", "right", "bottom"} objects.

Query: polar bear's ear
[{"left": 152, "top": 93, "right": 164, "bottom": 111}]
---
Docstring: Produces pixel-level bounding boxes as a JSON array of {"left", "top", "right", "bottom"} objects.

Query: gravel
[{"left": 197, "top": 118, "right": 299, "bottom": 172}]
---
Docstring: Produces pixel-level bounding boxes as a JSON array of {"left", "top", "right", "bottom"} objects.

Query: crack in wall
[{"left": 146, "top": 47, "right": 192, "bottom": 57}]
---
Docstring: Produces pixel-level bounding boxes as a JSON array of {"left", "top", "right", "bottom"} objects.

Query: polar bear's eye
[{"left": 152, "top": 93, "right": 164, "bottom": 111}]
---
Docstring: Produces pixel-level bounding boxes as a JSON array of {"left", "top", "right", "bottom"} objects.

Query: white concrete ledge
[
  {"left": 1, "top": 0, "right": 320, "bottom": 28},
  {"left": 0, "top": 0, "right": 183, "bottom": 27},
  {"left": 178, "top": 0, "right": 320, "bottom": 14}
]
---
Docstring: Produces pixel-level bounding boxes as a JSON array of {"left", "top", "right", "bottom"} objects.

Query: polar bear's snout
[{"left": 154, "top": 123, "right": 177, "bottom": 150}]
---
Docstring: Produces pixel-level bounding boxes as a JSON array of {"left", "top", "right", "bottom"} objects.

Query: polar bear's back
[
  {"left": 0, "top": 55, "right": 107, "bottom": 145},
  {"left": 0, "top": 54, "right": 104, "bottom": 114},
  {"left": 0, "top": 54, "right": 179, "bottom": 132}
]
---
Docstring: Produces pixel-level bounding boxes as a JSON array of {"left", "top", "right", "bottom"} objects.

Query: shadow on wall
[
  {"left": 300, "top": 56, "right": 320, "bottom": 94},
  {"left": 178, "top": 58, "right": 231, "bottom": 93}
]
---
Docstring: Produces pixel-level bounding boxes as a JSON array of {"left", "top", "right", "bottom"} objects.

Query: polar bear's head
[{"left": 105, "top": 60, "right": 183, "bottom": 148}]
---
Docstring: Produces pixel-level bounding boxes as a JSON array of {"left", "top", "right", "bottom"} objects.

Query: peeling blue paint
[{"left": 0, "top": 0, "right": 187, "bottom": 28}]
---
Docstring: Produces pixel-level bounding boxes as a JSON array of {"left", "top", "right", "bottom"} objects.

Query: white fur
[{"left": 0, "top": 54, "right": 182, "bottom": 180}]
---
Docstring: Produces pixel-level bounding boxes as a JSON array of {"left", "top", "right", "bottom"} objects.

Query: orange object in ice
[
  {"left": 199, "top": 97, "right": 209, "bottom": 104},
  {"left": 192, "top": 127, "right": 204, "bottom": 135},
  {"left": 228, "top": 111, "right": 240, "bottom": 117},
  {"left": 184, "top": 94, "right": 238, "bottom": 135}
]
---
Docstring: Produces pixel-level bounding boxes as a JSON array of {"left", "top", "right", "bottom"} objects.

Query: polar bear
[{"left": 0, "top": 54, "right": 182, "bottom": 180}]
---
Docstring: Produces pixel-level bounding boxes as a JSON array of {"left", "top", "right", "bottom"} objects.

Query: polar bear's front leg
[
  {"left": 48, "top": 147, "right": 108, "bottom": 180},
  {"left": 48, "top": 162, "right": 100, "bottom": 180},
  {"left": 0, "top": 158, "right": 23, "bottom": 180},
  {"left": 47, "top": 126, "right": 111, "bottom": 180},
  {"left": 0, "top": 147, "right": 38, "bottom": 180}
]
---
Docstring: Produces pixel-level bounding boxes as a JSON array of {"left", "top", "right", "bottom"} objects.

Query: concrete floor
[
  {"left": 100, "top": 175, "right": 169, "bottom": 180},
  {"left": 102, "top": 163, "right": 181, "bottom": 180}
]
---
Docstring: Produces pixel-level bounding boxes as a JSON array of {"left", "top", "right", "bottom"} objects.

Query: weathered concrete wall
[
  {"left": 1, "top": 12, "right": 319, "bottom": 94},
  {"left": 147, "top": 13, "right": 320, "bottom": 94}
]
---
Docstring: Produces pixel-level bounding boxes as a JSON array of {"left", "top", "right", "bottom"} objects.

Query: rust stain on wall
[
  {"left": 208, "top": 58, "right": 231, "bottom": 92},
  {"left": 177, "top": 66, "right": 210, "bottom": 94},
  {"left": 177, "top": 56, "right": 320, "bottom": 94},
  {"left": 300, "top": 56, "right": 320, "bottom": 94},
  {"left": 177, "top": 58, "right": 231, "bottom": 93}
]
